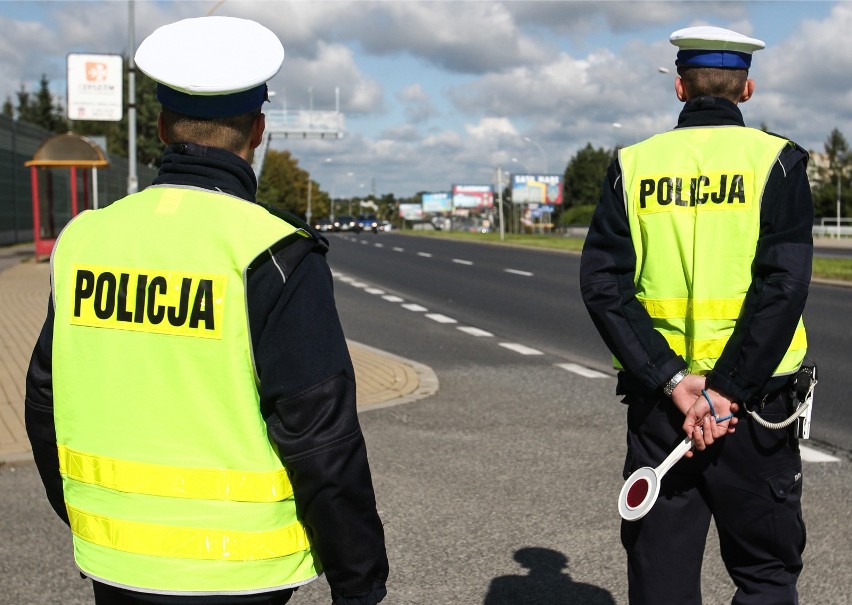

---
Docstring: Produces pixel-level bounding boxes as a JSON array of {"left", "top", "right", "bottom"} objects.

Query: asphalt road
[
  {"left": 326, "top": 231, "right": 852, "bottom": 455},
  {"left": 2, "top": 234, "right": 850, "bottom": 605}
]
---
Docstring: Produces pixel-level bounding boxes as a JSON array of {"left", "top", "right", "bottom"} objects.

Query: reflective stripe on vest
[
  {"left": 67, "top": 503, "right": 310, "bottom": 561},
  {"left": 51, "top": 186, "right": 319, "bottom": 594},
  {"left": 58, "top": 444, "right": 293, "bottom": 502},
  {"left": 617, "top": 126, "right": 807, "bottom": 375}
]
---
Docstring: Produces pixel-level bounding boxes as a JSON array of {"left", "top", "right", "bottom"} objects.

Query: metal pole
[
  {"left": 837, "top": 163, "right": 842, "bottom": 239},
  {"left": 524, "top": 136, "right": 548, "bottom": 173},
  {"left": 127, "top": 0, "right": 138, "bottom": 194},
  {"left": 496, "top": 166, "right": 504, "bottom": 241},
  {"left": 306, "top": 172, "right": 312, "bottom": 225}
]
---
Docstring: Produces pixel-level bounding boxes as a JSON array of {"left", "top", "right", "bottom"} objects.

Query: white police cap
[
  {"left": 670, "top": 26, "right": 765, "bottom": 69},
  {"left": 135, "top": 16, "right": 284, "bottom": 118}
]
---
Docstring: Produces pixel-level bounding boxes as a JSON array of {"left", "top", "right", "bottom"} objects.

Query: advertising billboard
[
  {"left": 422, "top": 192, "right": 452, "bottom": 213},
  {"left": 399, "top": 203, "right": 424, "bottom": 221},
  {"left": 66, "top": 53, "right": 123, "bottom": 121},
  {"left": 452, "top": 184, "right": 494, "bottom": 209},
  {"left": 511, "top": 174, "right": 563, "bottom": 205}
]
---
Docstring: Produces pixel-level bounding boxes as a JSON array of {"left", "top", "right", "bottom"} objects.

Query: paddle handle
[{"left": 656, "top": 437, "right": 693, "bottom": 478}]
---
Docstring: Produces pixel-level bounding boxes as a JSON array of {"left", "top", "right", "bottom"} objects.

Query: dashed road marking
[
  {"left": 393, "top": 247, "right": 405, "bottom": 252},
  {"left": 350, "top": 281, "right": 368, "bottom": 288},
  {"left": 556, "top": 363, "right": 609, "bottom": 378},
  {"left": 499, "top": 343, "right": 543, "bottom": 355},
  {"left": 382, "top": 295, "right": 405, "bottom": 303},
  {"left": 426, "top": 313, "right": 458, "bottom": 324},
  {"left": 800, "top": 445, "right": 840, "bottom": 463},
  {"left": 452, "top": 259, "right": 473, "bottom": 265},
  {"left": 374, "top": 243, "right": 384, "bottom": 248},
  {"left": 402, "top": 303, "right": 429, "bottom": 312},
  {"left": 457, "top": 326, "right": 494, "bottom": 337},
  {"left": 505, "top": 268, "right": 533, "bottom": 277},
  {"left": 365, "top": 288, "right": 385, "bottom": 295},
  {"left": 417, "top": 252, "right": 433, "bottom": 258}
]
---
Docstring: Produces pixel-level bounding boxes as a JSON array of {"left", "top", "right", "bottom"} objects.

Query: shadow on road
[{"left": 483, "top": 547, "right": 615, "bottom": 605}]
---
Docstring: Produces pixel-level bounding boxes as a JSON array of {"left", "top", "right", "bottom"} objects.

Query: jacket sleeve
[
  {"left": 705, "top": 144, "right": 814, "bottom": 401},
  {"left": 24, "top": 298, "right": 70, "bottom": 524},
  {"left": 247, "top": 236, "right": 388, "bottom": 605},
  {"left": 579, "top": 161, "right": 687, "bottom": 393}
]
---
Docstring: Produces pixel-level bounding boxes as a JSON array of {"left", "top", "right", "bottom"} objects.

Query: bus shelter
[{"left": 25, "top": 133, "right": 109, "bottom": 260}]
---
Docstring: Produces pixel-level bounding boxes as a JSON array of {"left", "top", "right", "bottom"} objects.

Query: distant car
[
  {"left": 357, "top": 214, "right": 379, "bottom": 233},
  {"left": 333, "top": 215, "right": 361, "bottom": 233},
  {"left": 313, "top": 218, "right": 333, "bottom": 232},
  {"left": 380, "top": 220, "right": 393, "bottom": 232}
]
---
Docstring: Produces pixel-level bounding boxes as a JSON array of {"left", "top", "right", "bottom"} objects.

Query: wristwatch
[{"left": 663, "top": 369, "right": 688, "bottom": 397}]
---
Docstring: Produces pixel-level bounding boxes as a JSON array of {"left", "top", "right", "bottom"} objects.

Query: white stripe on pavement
[
  {"left": 402, "top": 303, "right": 429, "bottom": 312},
  {"left": 452, "top": 259, "right": 474, "bottom": 265},
  {"left": 393, "top": 247, "right": 405, "bottom": 252},
  {"left": 382, "top": 295, "right": 404, "bottom": 303},
  {"left": 505, "top": 268, "right": 533, "bottom": 277},
  {"left": 425, "top": 313, "right": 458, "bottom": 324},
  {"left": 364, "top": 288, "right": 385, "bottom": 295},
  {"left": 417, "top": 252, "right": 433, "bottom": 258},
  {"left": 556, "top": 363, "right": 609, "bottom": 378},
  {"left": 800, "top": 445, "right": 840, "bottom": 463},
  {"left": 499, "top": 343, "right": 543, "bottom": 355},
  {"left": 457, "top": 326, "right": 494, "bottom": 337}
]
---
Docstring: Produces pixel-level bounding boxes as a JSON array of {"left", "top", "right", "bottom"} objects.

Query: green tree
[
  {"left": 812, "top": 128, "right": 851, "bottom": 219},
  {"left": 13, "top": 75, "right": 68, "bottom": 132},
  {"left": 257, "top": 149, "right": 332, "bottom": 219},
  {"left": 563, "top": 143, "right": 616, "bottom": 207}
]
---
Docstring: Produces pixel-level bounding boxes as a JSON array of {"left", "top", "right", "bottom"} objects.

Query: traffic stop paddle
[{"left": 618, "top": 436, "right": 693, "bottom": 521}]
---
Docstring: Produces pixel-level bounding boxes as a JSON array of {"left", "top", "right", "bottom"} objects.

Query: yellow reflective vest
[
  {"left": 618, "top": 126, "right": 807, "bottom": 375},
  {"left": 51, "top": 185, "right": 319, "bottom": 595}
]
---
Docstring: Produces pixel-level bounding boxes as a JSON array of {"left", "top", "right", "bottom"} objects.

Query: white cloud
[{"left": 0, "top": 1, "right": 847, "bottom": 198}]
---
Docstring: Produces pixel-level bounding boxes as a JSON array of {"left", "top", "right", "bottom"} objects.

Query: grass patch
[
  {"left": 397, "top": 230, "right": 852, "bottom": 283},
  {"left": 813, "top": 257, "right": 852, "bottom": 282},
  {"left": 400, "top": 229, "right": 585, "bottom": 252}
]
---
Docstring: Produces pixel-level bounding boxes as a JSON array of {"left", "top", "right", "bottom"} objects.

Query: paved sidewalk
[{"left": 0, "top": 244, "right": 435, "bottom": 463}]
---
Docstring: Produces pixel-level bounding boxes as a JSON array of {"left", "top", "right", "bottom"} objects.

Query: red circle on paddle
[{"left": 626, "top": 477, "right": 649, "bottom": 508}]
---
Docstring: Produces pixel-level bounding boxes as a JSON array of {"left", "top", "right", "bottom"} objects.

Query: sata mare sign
[
  {"left": 67, "top": 53, "right": 124, "bottom": 122},
  {"left": 511, "top": 174, "right": 563, "bottom": 205}
]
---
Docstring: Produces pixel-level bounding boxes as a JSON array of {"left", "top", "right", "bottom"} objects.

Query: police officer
[
  {"left": 580, "top": 26, "right": 812, "bottom": 604},
  {"left": 25, "top": 16, "right": 388, "bottom": 605}
]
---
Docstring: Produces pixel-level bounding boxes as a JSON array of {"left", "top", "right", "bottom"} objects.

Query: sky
[{"left": 0, "top": 0, "right": 849, "bottom": 198}]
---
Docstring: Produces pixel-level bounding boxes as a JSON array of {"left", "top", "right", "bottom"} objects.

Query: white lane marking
[
  {"left": 426, "top": 313, "right": 458, "bottom": 324},
  {"left": 374, "top": 243, "right": 384, "bottom": 248},
  {"left": 457, "top": 326, "right": 494, "bottom": 337},
  {"left": 417, "top": 252, "right": 433, "bottom": 258},
  {"left": 360, "top": 240, "right": 370, "bottom": 245},
  {"left": 364, "top": 288, "right": 385, "bottom": 295},
  {"left": 800, "top": 445, "right": 840, "bottom": 463},
  {"left": 505, "top": 268, "right": 533, "bottom": 277},
  {"left": 393, "top": 247, "right": 405, "bottom": 252},
  {"left": 382, "top": 295, "right": 405, "bottom": 303},
  {"left": 337, "top": 276, "right": 354, "bottom": 283},
  {"left": 452, "top": 259, "right": 474, "bottom": 265},
  {"left": 499, "top": 343, "right": 543, "bottom": 355},
  {"left": 350, "top": 281, "right": 368, "bottom": 288},
  {"left": 556, "top": 363, "right": 609, "bottom": 378},
  {"left": 402, "top": 303, "right": 428, "bottom": 312}
]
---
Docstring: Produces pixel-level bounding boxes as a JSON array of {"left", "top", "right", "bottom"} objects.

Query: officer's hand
[
  {"left": 683, "top": 388, "right": 738, "bottom": 454},
  {"left": 671, "top": 373, "right": 706, "bottom": 417}
]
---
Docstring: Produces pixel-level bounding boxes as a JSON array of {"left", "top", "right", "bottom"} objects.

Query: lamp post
[
  {"left": 837, "top": 156, "right": 844, "bottom": 239},
  {"left": 306, "top": 157, "right": 331, "bottom": 226},
  {"left": 523, "top": 136, "right": 548, "bottom": 173}
]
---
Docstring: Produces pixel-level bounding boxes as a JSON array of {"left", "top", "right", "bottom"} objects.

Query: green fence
[{"left": 0, "top": 115, "right": 157, "bottom": 247}]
